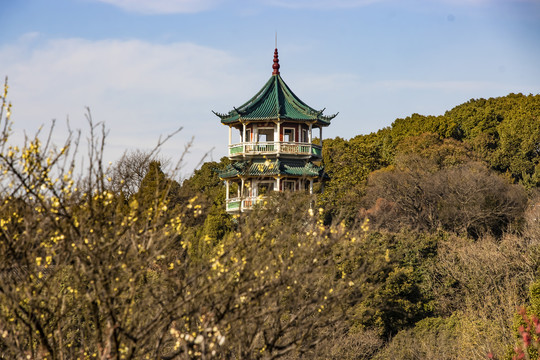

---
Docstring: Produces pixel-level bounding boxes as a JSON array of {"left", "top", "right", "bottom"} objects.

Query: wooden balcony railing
[
  {"left": 228, "top": 142, "right": 322, "bottom": 157},
  {"left": 226, "top": 196, "right": 265, "bottom": 212}
]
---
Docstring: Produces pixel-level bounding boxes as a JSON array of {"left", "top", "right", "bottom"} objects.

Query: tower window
[
  {"left": 258, "top": 128, "right": 274, "bottom": 142},
  {"left": 283, "top": 128, "right": 295, "bottom": 142}
]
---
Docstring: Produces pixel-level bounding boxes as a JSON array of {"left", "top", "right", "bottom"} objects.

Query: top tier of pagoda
[{"left": 213, "top": 49, "right": 337, "bottom": 127}]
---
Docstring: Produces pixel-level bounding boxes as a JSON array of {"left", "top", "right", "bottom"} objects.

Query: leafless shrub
[{"left": 363, "top": 157, "right": 527, "bottom": 237}]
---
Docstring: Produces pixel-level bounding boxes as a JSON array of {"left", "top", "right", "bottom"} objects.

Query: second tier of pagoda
[{"left": 215, "top": 48, "right": 337, "bottom": 212}]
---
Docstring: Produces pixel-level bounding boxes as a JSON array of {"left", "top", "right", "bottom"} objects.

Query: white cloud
[
  {"left": 0, "top": 35, "right": 257, "bottom": 174},
  {"left": 92, "top": 0, "right": 222, "bottom": 14}
]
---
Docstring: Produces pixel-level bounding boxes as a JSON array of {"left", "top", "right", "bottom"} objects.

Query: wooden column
[
  {"left": 242, "top": 123, "right": 246, "bottom": 154},
  {"left": 277, "top": 121, "right": 281, "bottom": 153}
]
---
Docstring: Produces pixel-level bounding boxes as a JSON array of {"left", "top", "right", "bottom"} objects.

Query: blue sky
[{"left": 1, "top": 0, "right": 539, "bottom": 175}]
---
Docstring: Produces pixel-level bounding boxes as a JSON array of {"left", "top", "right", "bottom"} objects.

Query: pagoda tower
[{"left": 214, "top": 48, "right": 337, "bottom": 212}]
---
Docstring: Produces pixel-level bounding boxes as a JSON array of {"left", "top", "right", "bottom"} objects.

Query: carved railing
[
  {"left": 226, "top": 196, "right": 265, "bottom": 212},
  {"left": 228, "top": 142, "right": 321, "bottom": 157}
]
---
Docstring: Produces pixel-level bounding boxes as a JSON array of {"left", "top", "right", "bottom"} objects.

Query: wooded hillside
[{"left": 1, "top": 88, "right": 538, "bottom": 359}]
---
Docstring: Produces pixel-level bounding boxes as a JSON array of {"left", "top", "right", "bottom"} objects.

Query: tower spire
[{"left": 272, "top": 47, "right": 280, "bottom": 75}]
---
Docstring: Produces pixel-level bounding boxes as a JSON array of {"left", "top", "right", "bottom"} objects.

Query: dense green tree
[
  {"left": 345, "top": 230, "right": 438, "bottom": 337},
  {"left": 393, "top": 133, "right": 477, "bottom": 168},
  {"left": 136, "top": 160, "right": 180, "bottom": 204},
  {"left": 445, "top": 93, "right": 540, "bottom": 184},
  {"left": 390, "top": 113, "right": 462, "bottom": 145},
  {"left": 320, "top": 132, "right": 390, "bottom": 221},
  {"left": 175, "top": 158, "right": 234, "bottom": 260},
  {"left": 177, "top": 157, "right": 229, "bottom": 210}
]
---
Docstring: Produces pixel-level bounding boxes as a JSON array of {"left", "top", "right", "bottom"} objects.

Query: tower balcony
[
  {"left": 228, "top": 141, "right": 322, "bottom": 158},
  {"left": 224, "top": 177, "right": 316, "bottom": 213}
]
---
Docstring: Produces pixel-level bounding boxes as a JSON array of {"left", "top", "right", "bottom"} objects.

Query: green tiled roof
[
  {"left": 213, "top": 74, "right": 337, "bottom": 126},
  {"left": 218, "top": 159, "right": 324, "bottom": 179}
]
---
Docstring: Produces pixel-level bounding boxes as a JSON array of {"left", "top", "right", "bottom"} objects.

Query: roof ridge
[
  {"left": 277, "top": 75, "right": 321, "bottom": 116},
  {"left": 274, "top": 75, "right": 282, "bottom": 118}
]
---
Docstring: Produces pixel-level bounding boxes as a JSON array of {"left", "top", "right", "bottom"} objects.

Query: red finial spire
[{"left": 272, "top": 48, "right": 280, "bottom": 75}]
